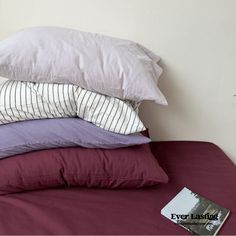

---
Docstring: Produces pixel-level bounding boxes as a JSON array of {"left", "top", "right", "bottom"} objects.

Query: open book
[{"left": 161, "top": 187, "right": 230, "bottom": 235}]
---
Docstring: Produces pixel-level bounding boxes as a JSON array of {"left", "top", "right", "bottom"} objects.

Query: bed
[{"left": 0, "top": 141, "right": 235, "bottom": 235}]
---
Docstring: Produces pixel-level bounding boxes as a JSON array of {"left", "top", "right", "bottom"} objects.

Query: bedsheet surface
[{"left": 0, "top": 141, "right": 235, "bottom": 235}]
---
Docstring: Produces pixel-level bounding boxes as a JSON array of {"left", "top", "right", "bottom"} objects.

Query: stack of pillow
[{"left": 0, "top": 27, "right": 168, "bottom": 194}]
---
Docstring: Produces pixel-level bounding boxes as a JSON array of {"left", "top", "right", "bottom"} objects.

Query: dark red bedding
[{"left": 0, "top": 141, "right": 235, "bottom": 235}]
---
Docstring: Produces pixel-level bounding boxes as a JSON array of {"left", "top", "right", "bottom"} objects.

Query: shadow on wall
[{"left": 139, "top": 60, "right": 194, "bottom": 140}]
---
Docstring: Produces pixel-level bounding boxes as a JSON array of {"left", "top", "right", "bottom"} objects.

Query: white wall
[{"left": 0, "top": 0, "right": 236, "bottom": 162}]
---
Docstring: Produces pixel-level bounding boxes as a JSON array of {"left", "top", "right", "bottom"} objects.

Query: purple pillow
[{"left": 0, "top": 118, "right": 150, "bottom": 159}]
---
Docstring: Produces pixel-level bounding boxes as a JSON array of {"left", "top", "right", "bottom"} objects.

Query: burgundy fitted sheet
[{"left": 0, "top": 141, "right": 235, "bottom": 235}]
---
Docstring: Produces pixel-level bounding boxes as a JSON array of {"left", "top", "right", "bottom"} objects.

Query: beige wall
[{"left": 0, "top": 0, "right": 236, "bottom": 162}]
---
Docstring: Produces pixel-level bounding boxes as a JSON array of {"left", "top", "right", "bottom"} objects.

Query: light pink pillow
[{"left": 0, "top": 27, "right": 167, "bottom": 104}]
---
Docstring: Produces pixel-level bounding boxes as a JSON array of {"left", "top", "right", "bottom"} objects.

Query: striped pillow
[{"left": 0, "top": 80, "right": 145, "bottom": 134}]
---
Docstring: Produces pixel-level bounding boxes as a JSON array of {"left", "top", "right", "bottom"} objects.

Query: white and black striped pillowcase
[
  {"left": 75, "top": 89, "right": 143, "bottom": 135},
  {"left": 0, "top": 80, "right": 145, "bottom": 134}
]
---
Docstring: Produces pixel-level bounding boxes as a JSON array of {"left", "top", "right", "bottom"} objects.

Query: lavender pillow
[
  {"left": 0, "top": 27, "right": 167, "bottom": 104},
  {"left": 0, "top": 118, "right": 150, "bottom": 159}
]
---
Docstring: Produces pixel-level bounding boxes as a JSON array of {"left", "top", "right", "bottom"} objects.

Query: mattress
[{"left": 0, "top": 141, "right": 235, "bottom": 235}]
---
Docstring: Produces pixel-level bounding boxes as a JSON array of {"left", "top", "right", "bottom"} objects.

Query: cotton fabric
[{"left": 0, "top": 80, "right": 145, "bottom": 134}]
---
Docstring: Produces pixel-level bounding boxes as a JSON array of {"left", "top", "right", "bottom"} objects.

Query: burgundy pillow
[{"left": 0, "top": 144, "right": 168, "bottom": 194}]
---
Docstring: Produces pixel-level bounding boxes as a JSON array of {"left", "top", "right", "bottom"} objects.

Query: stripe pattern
[{"left": 0, "top": 80, "right": 145, "bottom": 134}]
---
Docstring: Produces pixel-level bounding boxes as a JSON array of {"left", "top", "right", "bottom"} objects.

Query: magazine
[{"left": 161, "top": 187, "right": 230, "bottom": 235}]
